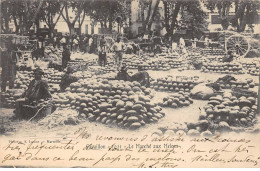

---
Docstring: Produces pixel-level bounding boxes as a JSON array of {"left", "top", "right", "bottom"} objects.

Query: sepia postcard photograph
[{"left": 0, "top": 0, "right": 260, "bottom": 168}]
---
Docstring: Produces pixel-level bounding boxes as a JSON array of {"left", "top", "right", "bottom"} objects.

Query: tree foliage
[
  {"left": 203, "top": 0, "right": 232, "bottom": 30},
  {"left": 60, "top": 0, "right": 86, "bottom": 35},
  {"left": 139, "top": 0, "right": 161, "bottom": 33},
  {"left": 230, "top": 0, "right": 260, "bottom": 32},
  {"left": 85, "top": 0, "right": 131, "bottom": 33},
  {"left": 0, "top": 0, "right": 12, "bottom": 33},
  {"left": 179, "top": 0, "right": 208, "bottom": 39},
  {"left": 0, "top": 0, "right": 44, "bottom": 35},
  {"left": 203, "top": 0, "right": 260, "bottom": 32},
  {"left": 39, "top": 0, "right": 64, "bottom": 37},
  {"left": 162, "top": 0, "right": 207, "bottom": 40}
]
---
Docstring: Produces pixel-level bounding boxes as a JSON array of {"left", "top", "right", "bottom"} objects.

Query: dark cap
[
  {"left": 66, "top": 66, "right": 73, "bottom": 73},
  {"left": 34, "top": 68, "right": 44, "bottom": 75}
]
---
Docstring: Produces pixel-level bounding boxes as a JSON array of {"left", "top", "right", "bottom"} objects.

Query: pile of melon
[
  {"left": 68, "top": 59, "right": 96, "bottom": 67},
  {"left": 14, "top": 69, "right": 63, "bottom": 93},
  {"left": 241, "top": 62, "right": 260, "bottom": 76},
  {"left": 125, "top": 57, "right": 171, "bottom": 71},
  {"left": 203, "top": 48, "right": 226, "bottom": 56},
  {"left": 151, "top": 75, "right": 200, "bottom": 92},
  {"left": 14, "top": 71, "right": 33, "bottom": 90},
  {"left": 218, "top": 79, "right": 255, "bottom": 89},
  {"left": 201, "top": 62, "right": 244, "bottom": 74},
  {"left": 248, "top": 66, "right": 260, "bottom": 76},
  {"left": 165, "top": 53, "right": 183, "bottom": 69},
  {"left": 158, "top": 92, "right": 193, "bottom": 108},
  {"left": 152, "top": 121, "right": 214, "bottom": 137},
  {"left": 52, "top": 78, "right": 165, "bottom": 129},
  {"left": 0, "top": 89, "right": 23, "bottom": 108},
  {"left": 151, "top": 123, "right": 188, "bottom": 137},
  {"left": 167, "top": 59, "right": 183, "bottom": 69},
  {"left": 242, "top": 62, "right": 257, "bottom": 70},
  {"left": 44, "top": 69, "right": 63, "bottom": 84},
  {"left": 87, "top": 65, "right": 117, "bottom": 75},
  {"left": 44, "top": 46, "right": 62, "bottom": 64},
  {"left": 204, "top": 93, "right": 258, "bottom": 128}
]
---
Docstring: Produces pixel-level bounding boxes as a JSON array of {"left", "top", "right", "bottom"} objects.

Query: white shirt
[
  {"left": 89, "top": 38, "right": 93, "bottom": 45},
  {"left": 73, "top": 39, "right": 78, "bottom": 44},
  {"left": 180, "top": 38, "right": 185, "bottom": 46},
  {"left": 113, "top": 42, "right": 125, "bottom": 51},
  {"left": 60, "top": 38, "right": 66, "bottom": 44}
]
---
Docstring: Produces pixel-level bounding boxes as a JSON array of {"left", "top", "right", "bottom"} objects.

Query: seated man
[
  {"left": 60, "top": 67, "right": 79, "bottom": 91},
  {"left": 24, "top": 68, "right": 52, "bottom": 103},
  {"left": 223, "top": 51, "right": 235, "bottom": 62},
  {"left": 15, "top": 68, "right": 52, "bottom": 119}
]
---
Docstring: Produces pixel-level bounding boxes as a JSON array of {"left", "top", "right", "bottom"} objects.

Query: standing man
[
  {"left": 60, "top": 35, "right": 66, "bottom": 47},
  {"left": 62, "top": 45, "right": 71, "bottom": 69},
  {"left": 205, "top": 36, "right": 209, "bottom": 47},
  {"left": 73, "top": 36, "right": 79, "bottom": 52},
  {"left": 89, "top": 35, "right": 93, "bottom": 53},
  {"left": 112, "top": 37, "right": 125, "bottom": 66},
  {"left": 192, "top": 38, "right": 198, "bottom": 48},
  {"left": 83, "top": 35, "right": 89, "bottom": 53},
  {"left": 1, "top": 37, "right": 17, "bottom": 92},
  {"left": 98, "top": 37, "right": 107, "bottom": 67},
  {"left": 179, "top": 37, "right": 185, "bottom": 49},
  {"left": 53, "top": 35, "right": 57, "bottom": 48},
  {"left": 1, "top": 37, "right": 10, "bottom": 92}
]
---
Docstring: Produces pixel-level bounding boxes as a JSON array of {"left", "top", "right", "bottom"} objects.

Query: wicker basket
[{"left": 21, "top": 103, "right": 52, "bottom": 121}]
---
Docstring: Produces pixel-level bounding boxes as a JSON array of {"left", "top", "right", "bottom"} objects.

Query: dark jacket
[
  {"left": 24, "top": 79, "right": 52, "bottom": 102},
  {"left": 60, "top": 74, "right": 78, "bottom": 91}
]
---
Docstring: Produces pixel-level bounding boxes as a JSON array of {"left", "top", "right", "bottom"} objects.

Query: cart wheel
[{"left": 225, "top": 34, "right": 250, "bottom": 57}]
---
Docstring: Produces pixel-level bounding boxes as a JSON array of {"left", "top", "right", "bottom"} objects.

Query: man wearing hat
[
  {"left": 15, "top": 68, "right": 52, "bottom": 119},
  {"left": 23, "top": 68, "right": 52, "bottom": 103}
]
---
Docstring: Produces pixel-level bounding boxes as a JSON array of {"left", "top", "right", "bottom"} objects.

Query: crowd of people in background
[{"left": 1, "top": 29, "right": 239, "bottom": 93}]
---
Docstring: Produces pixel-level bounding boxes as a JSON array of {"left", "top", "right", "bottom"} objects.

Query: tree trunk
[
  {"left": 109, "top": 17, "right": 113, "bottom": 32},
  {"left": 79, "top": 12, "right": 85, "bottom": 35},
  {"left": 163, "top": 1, "right": 170, "bottom": 36},
  {"left": 147, "top": 0, "right": 160, "bottom": 31},
  {"left": 20, "top": 15, "right": 25, "bottom": 35},
  {"left": 142, "top": 0, "right": 153, "bottom": 32},
  {"left": 233, "top": 2, "right": 247, "bottom": 32},
  {"left": 141, "top": 1, "right": 145, "bottom": 26},
  {"left": 78, "top": 16, "right": 82, "bottom": 35},
  {"left": 49, "top": 24, "right": 55, "bottom": 39},
  {"left": 238, "top": 3, "right": 250, "bottom": 32},
  {"left": 169, "top": 2, "right": 182, "bottom": 40},
  {"left": 69, "top": 25, "right": 75, "bottom": 51},
  {"left": 221, "top": 18, "right": 229, "bottom": 30},
  {"left": 223, "top": 3, "right": 231, "bottom": 30},
  {"left": 4, "top": 16, "right": 10, "bottom": 33}
]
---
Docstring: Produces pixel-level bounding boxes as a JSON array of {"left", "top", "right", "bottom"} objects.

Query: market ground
[{"left": 0, "top": 53, "right": 259, "bottom": 138}]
